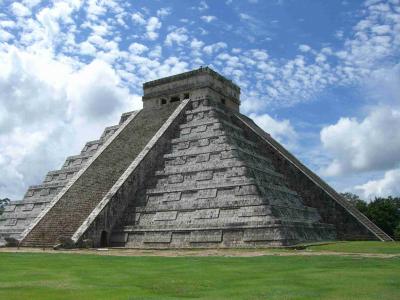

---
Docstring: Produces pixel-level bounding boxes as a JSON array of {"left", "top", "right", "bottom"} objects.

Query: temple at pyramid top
[
  {"left": 0, "top": 67, "right": 393, "bottom": 248},
  {"left": 142, "top": 67, "right": 241, "bottom": 111}
]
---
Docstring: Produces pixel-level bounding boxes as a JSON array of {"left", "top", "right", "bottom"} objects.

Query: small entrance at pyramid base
[{"left": 100, "top": 230, "right": 108, "bottom": 248}]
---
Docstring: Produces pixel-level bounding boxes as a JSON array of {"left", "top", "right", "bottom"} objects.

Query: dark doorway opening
[
  {"left": 170, "top": 96, "right": 180, "bottom": 103},
  {"left": 100, "top": 230, "right": 108, "bottom": 247},
  {"left": 161, "top": 98, "right": 167, "bottom": 105}
]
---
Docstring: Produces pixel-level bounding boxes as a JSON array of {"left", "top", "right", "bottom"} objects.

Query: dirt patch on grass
[{"left": 1, "top": 247, "right": 399, "bottom": 258}]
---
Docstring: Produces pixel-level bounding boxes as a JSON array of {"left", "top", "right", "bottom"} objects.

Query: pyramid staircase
[
  {"left": 110, "top": 98, "right": 336, "bottom": 247},
  {"left": 20, "top": 103, "right": 182, "bottom": 247},
  {"left": 0, "top": 111, "right": 133, "bottom": 242}
]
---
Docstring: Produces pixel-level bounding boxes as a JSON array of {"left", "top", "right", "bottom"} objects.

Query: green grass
[
  {"left": 0, "top": 251, "right": 399, "bottom": 300},
  {"left": 306, "top": 241, "right": 400, "bottom": 254}
]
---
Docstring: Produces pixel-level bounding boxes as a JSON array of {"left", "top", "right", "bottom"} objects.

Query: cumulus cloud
[
  {"left": 157, "top": 8, "right": 171, "bottom": 18},
  {"left": 10, "top": 2, "right": 31, "bottom": 17},
  {"left": 165, "top": 27, "right": 188, "bottom": 46},
  {"left": 131, "top": 12, "right": 146, "bottom": 25},
  {"left": 249, "top": 113, "right": 297, "bottom": 147},
  {"left": 201, "top": 15, "right": 217, "bottom": 23},
  {"left": 146, "top": 17, "right": 161, "bottom": 40},
  {"left": 0, "top": 45, "right": 140, "bottom": 199},
  {"left": 128, "top": 42, "right": 148, "bottom": 55},
  {"left": 355, "top": 168, "right": 400, "bottom": 199},
  {"left": 203, "top": 42, "right": 227, "bottom": 55},
  {"left": 320, "top": 106, "right": 400, "bottom": 176},
  {"left": 298, "top": 44, "right": 311, "bottom": 52},
  {"left": 131, "top": 13, "right": 162, "bottom": 40}
]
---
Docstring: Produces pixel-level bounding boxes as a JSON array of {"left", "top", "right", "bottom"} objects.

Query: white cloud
[
  {"left": 201, "top": 15, "right": 217, "bottom": 23},
  {"left": 0, "top": 20, "right": 16, "bottom": 28},
  {"left": 148, "top": 45, "right": 162, "bottom": 58},
  {"left": 128, "top": 42, "right": 148, "bottom": 55},
  {"left": 355, "top": 168, "right": 400, "bottom": 199},
  {"left": 0, "top": 45, "right": 140, "bottom": 199},
  {"left": 251, "top": 49, "right": 269, "bottom": 60},
  {"left": 203, "top": 42, "right": 227, "bottom": 55},
  {"left": 0, "top": 29, "right": 13, "bottom": 41},
  {"left": 10, "top": 2, "right": 31, "bottom": 17},
  {"left": 249, "top": 113, "right": 297, "bottom": 146},
  {"left": 80, "top": 41, "right": 96, "bottom": 55},
  {"left": 197, "top": 1, "right": 209, "bottom": 11},
  {"left": 320, "top": 106, "right": 400, "bottom": 176},
  {"left": 298, "top": 44, "right": 311, "bottom": 52},
  {"left": 22, "top": 0, "right": 41, "bottom": 8},
  {"left": 146, "top": 17, "right": 161, "bottom": 40},
  {"left": 165, "top": 27, "right": 188, "bottom": 46},
  {"left": 157, "top": 8, "right": 171, "bottom": 18},
  {"left": 131, "top": 12, "right": 146, "bottom": 25}
]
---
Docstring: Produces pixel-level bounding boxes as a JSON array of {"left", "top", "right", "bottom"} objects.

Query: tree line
[{"left": 341, "top": 193, "right": 400, "bottom": 240}]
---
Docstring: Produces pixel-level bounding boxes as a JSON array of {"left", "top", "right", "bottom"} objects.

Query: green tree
[
  {"left": 341, "top": 192, "right": 368, "bottom": 214},
  {"left": 366, "top": 197, "right": 400, "bottom": 237},
  {"left": 0, "top": 198, "right": 10, "bottom": 215},
  {"left": 394, "top": 223, "right": 400, "bottom": 241}
]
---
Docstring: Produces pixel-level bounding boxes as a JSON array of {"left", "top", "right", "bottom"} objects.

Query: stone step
[
  {"left": 122, "top": 219, "right": 332, "bottom": 232},
  {"left": 156, "top": 159, "right": 282, "bottom": 179}
]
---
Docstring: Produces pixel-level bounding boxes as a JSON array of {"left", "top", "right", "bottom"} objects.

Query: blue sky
[{"left": 0, "top": 0, "right": 399, "bottom": 200}]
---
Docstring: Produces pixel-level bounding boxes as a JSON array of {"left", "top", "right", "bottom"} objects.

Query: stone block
[
  {"left": 197, "top": 189, "right": 217, "bottom": 199},
  {"left": 198, "top": 138, "right": 209, "bottom": 147},
  {"left": 168, "top": 174, "right": 184, "bottom": 184},
  {"left": 239, "top": 206, "right": 270, "bottom": 217},
  {"left": 153, "top": 211, "right": 178, "bottom": 221},
  {"left": 243, "top": 228, "right": 282, "bottom": 242},
  {"left": 22, "top": 204, "right": 35, "bottom": 211},
  {"left": 195, "top": 125, "right": 207, "bottom": 133},
  {"left": 177, "top": 141, "right": 190, "bottom": 150},
  {"left": 143, "top": 232, "right": 172, "bottom": 243},
  {"left": 194, "top": 208, "right": 220, "bottom": 219},
  {"left": 196, "top": 153, "right": 210, "bottom": 163},
  {"left": 163, "top": 192, "right": 182, "bottom": 202},
  {"left": 3, "top": 205, "right": 16, "bottom": 213},
  {"left": 181, "top": 128, "right": 191, "bottom": 135},
  {"left": 6, "top": 219, "right": 17, "bottom": 226},
  {"left": 190, "top": 230, "right": 222, "bottom": 243},
  {"left": 235, "top": 185, "right": 259, "bottom": 196},
  {"left": 196, "top": 171, "right": 213, "bottom": 181}
]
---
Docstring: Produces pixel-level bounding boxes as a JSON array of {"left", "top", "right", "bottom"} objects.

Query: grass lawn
[
  {"left": 306, "top": 241, "right": 400, "bottom": 254},
  {"left": 0, "top": 248, "right": 399, "bottom": 300}
]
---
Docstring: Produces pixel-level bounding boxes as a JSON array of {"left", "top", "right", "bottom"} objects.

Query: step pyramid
[{"left": 0, "top": 67, "right": 392, "bottom": 248}]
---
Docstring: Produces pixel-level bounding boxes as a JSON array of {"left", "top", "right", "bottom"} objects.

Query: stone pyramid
[{"left": 0, "top": 67, "right": 392, "bottom": 248}]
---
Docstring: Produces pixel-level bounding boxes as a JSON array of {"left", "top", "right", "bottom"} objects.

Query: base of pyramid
[{"left": 110, "top": 222, "right": 336, "bottom": 248}]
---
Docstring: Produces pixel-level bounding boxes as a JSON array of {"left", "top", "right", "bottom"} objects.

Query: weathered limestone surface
[
  {"left": 234, "top": 114, "right": 392, "bottom": 241},
  {"left": 111, "top": 98, "right": 336, "bottom": 248}
]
